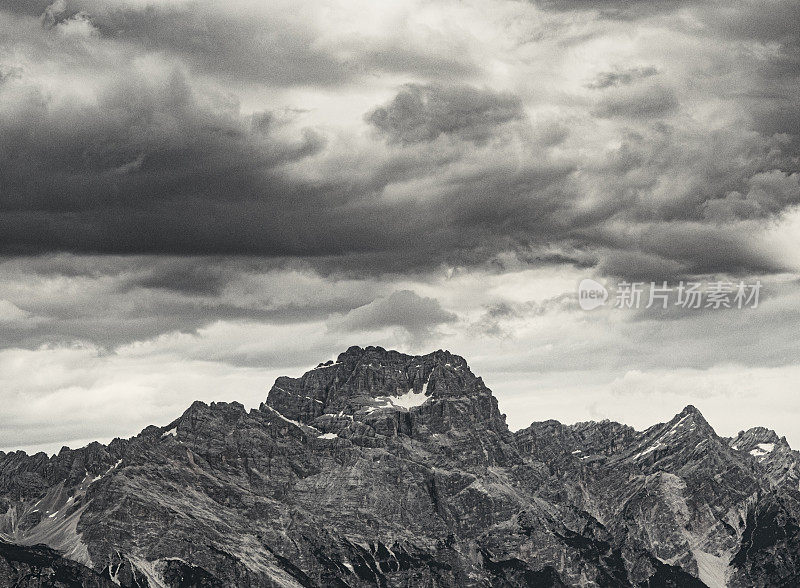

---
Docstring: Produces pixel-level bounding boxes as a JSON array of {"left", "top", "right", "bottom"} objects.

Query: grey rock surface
[{"left": 1, "top": 346, "right": 799, "bottom": 587}]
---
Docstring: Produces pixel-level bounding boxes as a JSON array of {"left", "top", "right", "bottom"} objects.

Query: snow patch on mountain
[
  {"left": 387, "top": 388, "right": 429, "bottom": 410},
  {"left": 750, "top": 443, "right": 775, "bottom": 457},
  {"left": 364, "top": 374, "right": 432, "bottom": 413},
  {"left": 633, "top": 442, "right": 663, "bottom": 460}
]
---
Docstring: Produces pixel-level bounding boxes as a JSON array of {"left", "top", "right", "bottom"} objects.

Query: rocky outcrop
[
  {"left": 1, "top": 346, "right": 798, "bottom": 587},
  {"left": 729, "top": 427, "right": 800, "bottom": 497},
  {"left": 0, "top": 540, "right": 115, "bottom": 587}
]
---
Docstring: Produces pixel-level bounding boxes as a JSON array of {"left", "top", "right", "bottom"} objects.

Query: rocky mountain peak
[
  {"left": 264, "top": 346, "right": 483, "bottom": 423},
  {"left": 257, "top": 347, "right": 514, "bottom": 469},
  {"left": 730, "top": 426, "right": 784, "bottom": 451},
  {"left": 668, "top": 404, "right": 715, "bottom": 433},
  {"left": 333, "top": 345, "right": 467, "bottom": 368},
  {"left": 679, "top": 403, "right": 701, "bottom": 415},
  {"left": 674, "top": 404, "right": 713, "bottom": 427},
  {"left": 612, "top": 404, "right": 729, "bottom": 475},
  {"left": 729, "top": 426, "right": 799, "bottom": 492},
  {"left": 2, "top": 349, "right": 800, "bottom": 587}
]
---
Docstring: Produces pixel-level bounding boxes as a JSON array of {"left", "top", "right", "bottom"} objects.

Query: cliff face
[{"left": 1, "top": 346, "right": 799, "bottom": 587}]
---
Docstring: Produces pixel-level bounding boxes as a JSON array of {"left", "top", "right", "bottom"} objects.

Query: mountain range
[{"left": 1, "top": 346, "right": 799, "bottom": 587}]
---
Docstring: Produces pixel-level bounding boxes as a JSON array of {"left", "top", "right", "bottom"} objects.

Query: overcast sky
[{"left": 1, "top": 0, "right": 799, "bottom": 454}]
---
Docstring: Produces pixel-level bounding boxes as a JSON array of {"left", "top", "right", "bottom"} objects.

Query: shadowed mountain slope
[{"left": 1, "top": 346, "right": 798, "bottom": 587}]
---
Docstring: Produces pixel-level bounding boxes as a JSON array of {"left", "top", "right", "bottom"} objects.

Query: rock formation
[{"left": 1, "top": 346, "right": 798, "bottom": 587}]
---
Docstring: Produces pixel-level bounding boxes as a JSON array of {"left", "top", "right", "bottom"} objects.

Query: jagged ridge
[{"left": 1, "top": 346, "right": 799, "bottom": 587}]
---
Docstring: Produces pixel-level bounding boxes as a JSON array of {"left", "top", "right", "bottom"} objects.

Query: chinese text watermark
[{"left": 578, "top": 279, "right": 761, "bottom": 311}]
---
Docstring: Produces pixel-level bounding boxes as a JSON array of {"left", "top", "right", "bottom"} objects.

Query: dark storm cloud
[
  {"left": 471, "top": 295, "right": 574, "bottom": 337},
  {"left": 0, "top": 70, "right": 333, "bottom": 255},
  {"left": 86, "top": 4, "right": 357, "bottom": 87},
  {"left": 0, "top": 255, "right": 387, "bottom": 350},
  {"left": 587, "top": 66, "right": 658, "bottom": 89},
  {"left": 2, "top": 0, "right": 800, "bottom": 456},
  {"left": 0, "top": 0, "right": 53, "bottom": 18},
  {"left": 586, "top": 220, "right": 794, "bottom": 281},
  {"left": 590, "top": 123, "right": 796, "bottom": 224},
  {"left": 0, "top": 0, "right": 798, "bottom": 284},
  {"left": 0, "top": 62, "right": 574, "bottom": 271},
  {"left": 701, "top": 171, "right": 800, "bottom": 221},
  {"left": 114, "top": 257, "right": 302, "bottom": 296},
  {"left": 708, "top": 0, "right": 800, "bottom": 46},
  {"left": 130, "top": 262, "right": 233, "bottom": 296},
  {"left": 328, "top": 290, "right": 457, "bottom": 338},
  {"left": 0, "top": 66, "right": 22, "bottom": 85},
  {"left": 25, "top": 0, "right": 478, "bottom": 87},
  {"left": 593, "top": 85, "right": 678, "bottom": 119},
  {"left": 536, "top": 0, "right": 692, "bottom": 18},
  {"left": 592, "top": 250, "right": 686, "bottom": 282},
  {"left": 366, "top": 84, "right": 526, "bottom": 145}
]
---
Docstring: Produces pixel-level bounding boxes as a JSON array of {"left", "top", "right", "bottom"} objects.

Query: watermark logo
[
  {"left": 578, "top": 278, "right": 609, "bottom": 310},
  {"left": 577, "top": 279, "right": 761, "bottom": 311}
]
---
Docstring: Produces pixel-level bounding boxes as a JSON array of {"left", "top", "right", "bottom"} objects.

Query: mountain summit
[{"left": 1, "top": 348, "right": 799, "bottom": 587}]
